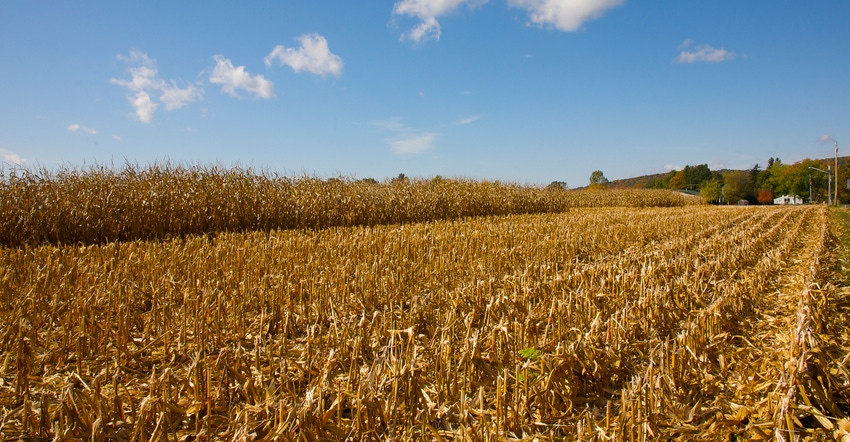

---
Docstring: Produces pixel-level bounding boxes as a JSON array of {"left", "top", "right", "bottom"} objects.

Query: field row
[
  {"left": 0, "top": 205, "right": 845, "bottom": 440},
  {"left": 0, "top": 164, "right": 701, "bottom": 247}
]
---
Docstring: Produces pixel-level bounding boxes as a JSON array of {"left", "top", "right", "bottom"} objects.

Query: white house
[{"left": 773, "top": 195, "right": 804, "bottom": 205}]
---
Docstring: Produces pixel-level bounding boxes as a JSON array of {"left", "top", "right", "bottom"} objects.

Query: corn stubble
[{"left": 1, "top": 170, "right": 848, "bottom": 440}]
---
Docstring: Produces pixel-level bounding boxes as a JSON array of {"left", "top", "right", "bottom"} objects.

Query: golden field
[
  {"left": 0, "top": 164, "right": 700, "bottom": 247},
  {"left": 0, "top": 167, "right": 848, "bottom": 441}
]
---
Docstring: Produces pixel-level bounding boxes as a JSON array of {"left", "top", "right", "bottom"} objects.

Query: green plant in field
[
  {"left": 518, "top": 347, "right": 541, "bottom": 361},
  {"left": 518, "top": 347, "right": 542, "bottom": 382}
]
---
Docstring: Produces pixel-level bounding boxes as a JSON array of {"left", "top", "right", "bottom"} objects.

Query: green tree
[
  {"left": 547, "top": 181, "right": 568, "bottom": 190},
  {"left": 646, "top": 170, "right": 676, "bottom": 189},
  {"left": 722, "top": 170, "right": 752, "bottom": 204},
  {"left": 783, "top": 159, "right": 829, "bottom": 202},
  {"left": 668, "top": 170, "right": 687, "bottom": 189},
  {"left": 683, "top": 164, "right": 713, "bottom": 189},
  {"left": 589, "top": 170, "right": 608, "bottom": 189},
  {"left": 700, "top": 178, "right": 722, "bottom": 203}
]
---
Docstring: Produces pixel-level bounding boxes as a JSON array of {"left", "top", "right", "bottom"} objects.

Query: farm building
[{"left": 774, "top": 194, "right": 804, "bottom": 205}]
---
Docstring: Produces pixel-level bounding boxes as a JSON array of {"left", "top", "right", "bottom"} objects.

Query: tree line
[{"left": 637, "top": 158, "right": 849, "bottom": 204}]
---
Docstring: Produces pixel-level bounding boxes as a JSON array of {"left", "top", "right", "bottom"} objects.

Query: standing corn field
[{"left": 0, "top": 174, "right": 848, "bottom": 439}]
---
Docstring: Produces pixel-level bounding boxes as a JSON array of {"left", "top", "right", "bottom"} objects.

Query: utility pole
[
  {"left": 809, "top": 174, "right": 813, "bottom": 203},
  {"left": 809, "top": 165, "right": 831, "bottom": 205},
  {"left": 836, "top": 141, "right": 840, "bottom": 206}
]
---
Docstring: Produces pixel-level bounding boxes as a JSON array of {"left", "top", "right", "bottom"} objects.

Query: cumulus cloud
[
  {"left": 0, "top": 149, "right": 28, "bottom": 165},
  {"left": 264, "top": 34, "right": 343, "bottom": 77},
  {"left": 67, "top": 124, "right": 97, "bottom": 135},
  {"left": 111, "top": 50, "right": 203, "bottom": 122},
  {"left": 210, "top": 55, "right": 274, "bottom": 99},
  {"left": 663, "top": 164, "right": 681, "bottom": 171},
  {"left": 392, "top": 0, "right": 489, "bottom": 43},
  {"left": 675, "top": 40, "right": 735, "bottom": 63},
  {"left": 818, "top": 134, "right": 836, "bottom": 144},
  {"left": 390, "top": 133, "right": 439, "bottom": 154},
  {"left": 508, "top": 0, "right": 623, "bottom": 32},
  {"left": 131, "top": 91, "right": 158, "bottom": 123}
]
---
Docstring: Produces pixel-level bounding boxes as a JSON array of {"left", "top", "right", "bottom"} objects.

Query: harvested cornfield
[
  {"left": 1, "top": 204, "right": 849, "bottom": 440},
  {"left": 0, "top": 164, "right": 701, "bottom": 247}
]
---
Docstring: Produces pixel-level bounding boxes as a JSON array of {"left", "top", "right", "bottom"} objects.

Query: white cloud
[
  {"left": 390, "top": 133, "right": 438, "bottom": 154},
  {"left": 708, "top": 160, "right": 727, "bottom": 170},
  {"left": 67, "top": 124, "right": 98, "bottom": 134},
  {"left": 264, "top": 34, "right": 343, "bottom": 77},
  {"left": 0, "top": 149, "right": 28, "bottom": 165},
  {"left": 456, "top": 114, "right": 481, "bottom": 125},
  {"left": 392, "top": 0, "right": 489, "bottom": 43},
  {"left": 160, "top": 82, "right": 203, "bottom": 110},
  {"left": 818, "top": 134, "right": 836, "bottom": 144},
  {"left": 111, "top": 50, "right": 203, "bottom": 122},
  {"left": 675, "top": 40, "right": 735, "bottom": 63},
  {"left": 663, "top": 164, "right": 681, "bottom": 171},
  {"left": 112, "top": 51, "right": 159, "bottom": 91},
  {"left": 131, "top": 91, "right": 158, "bottom": 123},
  {"left": 113, "top": 135, "right": 122, "bottom": 141},
  {"left": 508, "top": 0, "right": 622, "bottom": 32},
  {"left": 210, "top": 55, "right": 274, "bottom": 99}
]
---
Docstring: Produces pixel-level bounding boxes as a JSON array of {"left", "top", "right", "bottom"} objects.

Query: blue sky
[{"left": 1, "top": 1, "right": 848, "bottom": 186}]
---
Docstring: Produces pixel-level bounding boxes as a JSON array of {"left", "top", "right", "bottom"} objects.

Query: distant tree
[
  {"left": 645, "top": 170, "right": 677, "bottom": 189},
  {"left": 749, "top": 164, "right": 762, "bottom": 191},
  {"left": 780, "top": 159, "right": 828, "bottom": 198},
  {"left": 757, "top": 189, "right": 774, "bottom": 205},
  {"left": 760, "top": 158, "right": 786, "bottom": 196},
  {"left": 547, "top": 181, "right": 568, "bottom": 190},
  {"left": 668, "top": 170, "right": 687, "bottom": 189},
  {"left": 700, "top": 178, "right": 722, "bottom": 203},
  {"left": 589, "top": 170, "right": 608, "bottom": 190},
  {"left": 684, "top": 164, "right": 712, "bottom": 189},
  {"left": 722, "top": 170, "right": 752, "bottom": 204},
  {"left": 392, "top": 173, "right": 409, "bottom": 183}
]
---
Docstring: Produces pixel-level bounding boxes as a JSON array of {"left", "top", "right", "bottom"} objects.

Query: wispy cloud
[
  {"left": 818, "top": 134, "right": 836, "bottom": 144},
  {"left": 663, "top": 164, "right": 681, "bottom": 171},
  {"left": 675, "top": 40, "right": 735, "bottom": 63},
  {"left": 160, "top": 81, "right": 203, "bottom": 110},
  {"left": 392, "top": 0, "right": 489, "bottom": 43},
  {"left": 390, "top": 133, "right": 439, "bottom": 154},
  {"left": 67, "top": 123, "right": 97, "bottom": 135},
  {"left": 0, "top": 149, "right": 28, "bottom": 165},
  {"left": 456, "top": 114, "right": 481, "bottom": 125},
  {"left": 372, "top": 117, "right": 408, "bottom": 131},
  {"left": 508, "top": 0, "right": 623, "bottom": 32},
  {"left": 373, "top": 117, "right": 439, "bottom": 154},
  {"left": 111, "top": 50, "right": 203, "bottom": 122},
  {"left": 210, "top": 55, "right": 275, "bottom": 99},
  {"left": 265, "top": 34, "right": 343, "bottom": 77}
]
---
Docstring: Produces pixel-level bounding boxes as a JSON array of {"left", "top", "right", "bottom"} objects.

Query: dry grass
[{"left": 0, "top": 163, "right": 701, "bottom": 247}]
